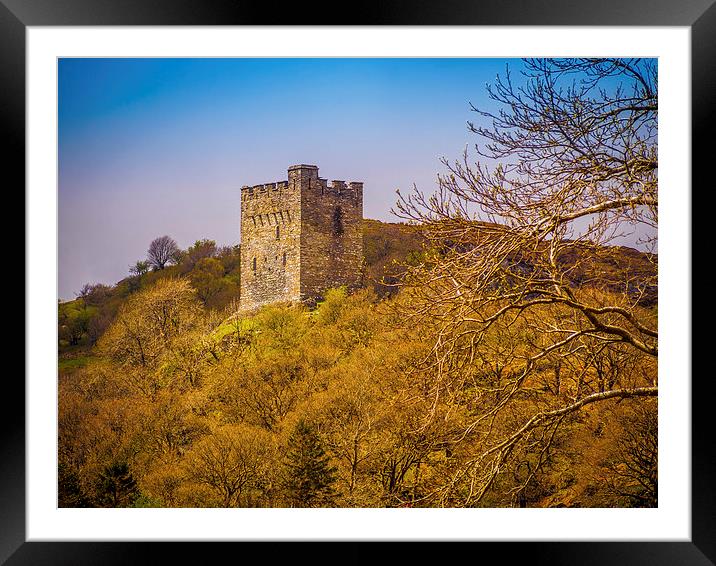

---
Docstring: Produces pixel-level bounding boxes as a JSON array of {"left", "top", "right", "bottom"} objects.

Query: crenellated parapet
[
  {"left": 241, "top": 180, "right": 292, "bottom": 201},
  {"left": 242, "top": 166, "right": 363, "bottom": 203}
]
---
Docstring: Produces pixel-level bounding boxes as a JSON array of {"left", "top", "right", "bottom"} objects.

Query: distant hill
[
  {"left": 362, "top": 219, "right": 426, "bottom": 297},
  {"left": 387, "top": 218, "right": 657, "bottom": 306},
  {"left": 557, "top": 243, "right": 657, "bottom": 306}
]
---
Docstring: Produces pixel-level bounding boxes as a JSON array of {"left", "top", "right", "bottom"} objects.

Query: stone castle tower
[{"left": 239, "top": 164, "right": 363, "bottom": 311}]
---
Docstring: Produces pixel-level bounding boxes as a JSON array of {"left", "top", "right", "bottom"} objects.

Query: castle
[{"left": 239, "top": 164, "right": 363, "bottom": 311}]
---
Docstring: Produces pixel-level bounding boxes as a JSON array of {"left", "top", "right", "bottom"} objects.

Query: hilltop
[{"left": 59, "top": 220, "right": 424, "bottom": 355}]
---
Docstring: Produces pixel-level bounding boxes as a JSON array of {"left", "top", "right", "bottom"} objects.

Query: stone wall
[
  {"left": 239, "top": 176, "right": 302, "bottom": 311},
  {"left": 300, "top": 175, "right": 363, "bottom": 303},
  {"left": 239, "top": 164, "right": 364, "bottom": 311}
]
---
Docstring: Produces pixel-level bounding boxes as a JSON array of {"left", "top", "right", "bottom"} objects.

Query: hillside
[
  {"left": 59, "top": 220, "right": 426, "bottom": 355},
  {"left": 57, "top": 219, "right": 658, "bottom": 510},
  {"left": 59, "top": 219, "right": 656, "bottom": 356}
]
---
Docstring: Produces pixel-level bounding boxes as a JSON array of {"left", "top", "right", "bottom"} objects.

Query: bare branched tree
[
  {"left": 393, "top": 58, "right": 658, "bottom": 506},
  {"left": 147, "top": 235, "right": 181, "bottom": 271},
  {"left": 604, "top": 399, "right": 658, "bottom": 507}
]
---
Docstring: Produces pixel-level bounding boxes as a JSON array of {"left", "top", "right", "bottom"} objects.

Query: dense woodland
[
  {"left": 58, "top": 58, "right": 658, "bottom": 509},
  {"left": 58, "top": 220, "right": 656, "bottom": 508}
]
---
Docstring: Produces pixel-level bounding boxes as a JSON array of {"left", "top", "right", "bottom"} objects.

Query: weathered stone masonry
[{"left": 240, "top": 164, "right": 363, "bottom": 311}]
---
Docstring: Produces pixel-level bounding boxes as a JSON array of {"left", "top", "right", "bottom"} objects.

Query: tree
[
  {"left": 183, "top": 239, "right": 218, "bottom": 270},
  {"left": 95, "top": 462, "right": 139, "bottom": 508},
  {"left": 189, "top": 257, "right": 228, "bottom": 306},
  {"left": 58, "top": 299, "right": 95, "bottom": 346},
  {"left": 97, "top": 278, "right": 202, "bottom": 397},
  {"left": 86, "top": 309, "right": 114, "bottom": 345},
  {"left": 130, "top": 260, "right": 150, "bottom": 277},
  {"left": 312, "top": 372, "right": 383, "bottom": 500},
  {"left": 284, "top": 420, "right": 337, "bottom": 507},
  {"left": 77, "top": 283, "right": 113, "bottom": 306},
  {"left": 58, "top": 461, "right": 91, "bottom": 507},
  {"left": 147, "top": 235, "right": 181, "bottom": 271},
  {"left": 185, "top": 425, "right": 276, "bottom": 507},
  {"left": 603, "top": 399, "right": 658, "bottom": 507},
  {"left": 394, "top": 58, "right": 658, "bottom": 505},
  {"left": 216, "top": 244, "right": 241, "bottom": 274}
]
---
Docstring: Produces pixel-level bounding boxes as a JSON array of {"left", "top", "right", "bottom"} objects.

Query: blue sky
[{"left": 59, "top": 57, "right": 518, "bottom": 299}]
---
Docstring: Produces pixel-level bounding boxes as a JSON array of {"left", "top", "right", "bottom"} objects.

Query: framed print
[{"left": 6, "top": 0, "right": 710, "bottom": 563}]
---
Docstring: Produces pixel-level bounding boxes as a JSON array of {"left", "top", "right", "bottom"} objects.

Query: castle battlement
[
  {"left": 239, "top": 164, "right": 364, "bottom": 311},
  {"left": 241, "top": 171, "right": 362, "bottom": 203},
  {"left": 241, "top": 180, "right": 290, "bottom": 198}
]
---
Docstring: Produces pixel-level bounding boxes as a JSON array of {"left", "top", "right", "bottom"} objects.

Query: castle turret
[
  {"left": 288, "top": 164, "right": 319, "bottom": 188},
  {"left": 239, "top": 164, "right": 363, "bottom": 311}
]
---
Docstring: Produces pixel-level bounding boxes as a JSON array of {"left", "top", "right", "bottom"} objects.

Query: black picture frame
[{"left": 5, "top": 1, "right": 708, "bottom": 563}]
